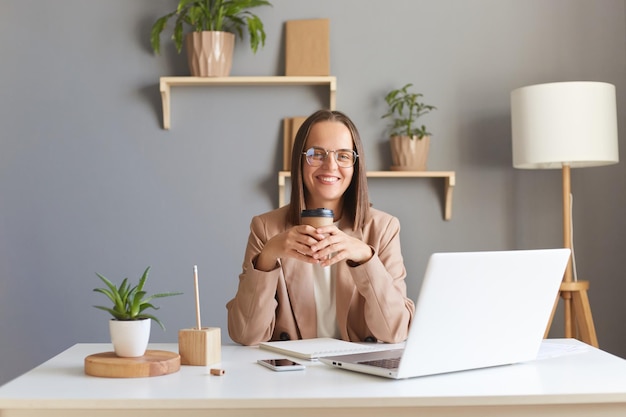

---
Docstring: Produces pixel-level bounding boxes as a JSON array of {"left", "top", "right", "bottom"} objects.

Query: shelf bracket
[
  {"left": 444, "top": 174, "right": 455, "bottom": 221},
  {"left": 159, "top": 79, "right": 172, "bottom": 130}
]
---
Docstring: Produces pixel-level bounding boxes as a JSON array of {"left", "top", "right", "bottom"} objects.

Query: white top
[
  {"left": 312, "top": 220, "right": 341, "bottom": 339},
  {"left": 312, "top": 263, "right": 339, "bottom": 338}
]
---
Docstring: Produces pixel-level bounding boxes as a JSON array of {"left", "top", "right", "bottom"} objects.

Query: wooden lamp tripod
[{"left": 511, "top": 81, "right": 619, "bottom": 348}]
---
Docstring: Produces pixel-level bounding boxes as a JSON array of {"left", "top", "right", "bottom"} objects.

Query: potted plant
[
  {"left": 150, "top": 0, "right": 272, "bottom": 77},
  {"left": 93, "top": 266, "right": 182, "bottom": 357},
  {"left": 382, "top": 83, "right": 437, "bottom": 171}
]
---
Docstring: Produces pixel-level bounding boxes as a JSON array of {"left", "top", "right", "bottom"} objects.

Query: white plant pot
[{"left": 109, "top": 319, "right": 151, "bottom": 358}]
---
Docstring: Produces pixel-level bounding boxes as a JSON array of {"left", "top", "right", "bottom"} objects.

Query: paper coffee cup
[{"left": 301, "top": 208, "right": 334, "bottom": 227}]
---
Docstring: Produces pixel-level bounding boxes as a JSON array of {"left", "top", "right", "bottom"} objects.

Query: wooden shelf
[
  {"left": 159, "top": 76, "right": 337, "bottom": 130},
  {"left": 278, "top": 170, "right": 456, "bottom": 221}
]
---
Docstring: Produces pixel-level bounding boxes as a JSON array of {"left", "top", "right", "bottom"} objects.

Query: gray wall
[{"left": 1, "top": 0, "right": 625, "bottom": 385}]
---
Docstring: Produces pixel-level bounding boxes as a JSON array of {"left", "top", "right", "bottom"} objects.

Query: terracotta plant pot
[
  {"left": 109, "top": 318, "right": 151, "bottom": 358},
  {"left": 390, "top": 135, "right": 430, "bottom": 171},
  {"left": 185, "top": 31, "right": 235, "bottom": 77}
]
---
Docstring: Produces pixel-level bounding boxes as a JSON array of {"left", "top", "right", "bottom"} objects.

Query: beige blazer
[{"left": 226, "top": 205, "right": 415, "bottom": 346}]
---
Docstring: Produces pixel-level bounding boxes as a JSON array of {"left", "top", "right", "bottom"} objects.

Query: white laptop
[{"left": 320, "top": 248, "right": 570, "bottom": 379}]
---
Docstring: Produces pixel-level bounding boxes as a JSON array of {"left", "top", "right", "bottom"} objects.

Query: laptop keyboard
[{"left": 357, "top": 357, "right": 401, "bottom": 369}]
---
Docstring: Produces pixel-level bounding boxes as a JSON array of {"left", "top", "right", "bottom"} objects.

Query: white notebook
[{"left": 258, "top": 337, "right": 399, "bottom": 360}]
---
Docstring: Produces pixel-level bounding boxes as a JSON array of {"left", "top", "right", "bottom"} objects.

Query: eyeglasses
[{"left": 302, "top": 147, "right": 359, "bottom": 168}]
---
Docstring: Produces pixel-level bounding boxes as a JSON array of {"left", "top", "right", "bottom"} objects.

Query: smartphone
[{"left": 257, "top": 358, "right": 306, "bottom": 372}]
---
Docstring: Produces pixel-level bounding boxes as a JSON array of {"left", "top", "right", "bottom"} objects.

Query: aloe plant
[
  {"left": 150, "top": 0, "right": 272, "bottom": 54},
  {"left": 382, "top": 83, "right": 437, "bottom": 139},
  {"left": 93, "top": 267, "right": 182, "bottom": 330}
]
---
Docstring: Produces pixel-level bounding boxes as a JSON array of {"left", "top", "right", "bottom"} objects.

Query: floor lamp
[{"left": 510, "top": 81, "right": 619, "bottom": 348}]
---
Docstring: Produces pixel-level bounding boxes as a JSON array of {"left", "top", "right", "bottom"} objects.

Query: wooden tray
[{"left": 84, "top": 350, "right": 180, "bottom": 378}]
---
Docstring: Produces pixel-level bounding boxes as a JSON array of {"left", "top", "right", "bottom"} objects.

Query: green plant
[
  {"left": 382, "top": 83, "right": 437, "bottom": 139},
  {"left": 93, "top": 266, "right": 182, "bottom": 330},
  {"left": 150, "top": 0, "right": 272, "bottom": 54}
]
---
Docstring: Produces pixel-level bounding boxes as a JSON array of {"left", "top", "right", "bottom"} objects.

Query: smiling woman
[
  {"left": 226, "top": 109, "right": 415, "bottom": 347},
  {"left": 300, "top": 121, "right": 356, "bottom": 216}
]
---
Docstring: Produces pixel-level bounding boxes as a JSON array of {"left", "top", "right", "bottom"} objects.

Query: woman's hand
[
  {"left": 255, "top": 225, "right": 373, "bottom": 271},
  {"left": 309, "top": 225, "right": 373, "bottom": 267},
  {"left": 254, "top": 225, "right": 329, "bottom": 271}
]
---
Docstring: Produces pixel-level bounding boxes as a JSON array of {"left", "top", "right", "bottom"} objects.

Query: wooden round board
[{"left": 84, "top": 350, "right": 181, "bottom": 378}]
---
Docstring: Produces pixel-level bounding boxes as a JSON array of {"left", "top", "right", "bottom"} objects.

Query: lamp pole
[
  {"left": 555, "top": 163, "right": 598, "bottom": 346},
  {"left": 561, "top": 164, "right": 573, "bottom": 337}
]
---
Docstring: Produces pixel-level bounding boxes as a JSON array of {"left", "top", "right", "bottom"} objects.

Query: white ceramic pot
[{"left": 109, "top": 318, "right": 151, "bottom": 357}]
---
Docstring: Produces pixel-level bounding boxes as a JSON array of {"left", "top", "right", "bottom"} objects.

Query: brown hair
[{"left": 286, "top": 109, "right": 369, "bottom": 230}]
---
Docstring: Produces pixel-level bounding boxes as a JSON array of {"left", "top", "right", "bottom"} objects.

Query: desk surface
[{"left": 1, "top": 339, "right": 626, "bottom": 417}]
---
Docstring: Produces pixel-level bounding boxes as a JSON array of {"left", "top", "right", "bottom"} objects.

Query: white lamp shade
[{"left": 511, "top": 81, "right": 619, "bottom": 169}]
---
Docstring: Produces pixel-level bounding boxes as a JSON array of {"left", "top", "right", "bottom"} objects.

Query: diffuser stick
[{"left": 193, "top": 265, "right": 201, "bottom": 330}]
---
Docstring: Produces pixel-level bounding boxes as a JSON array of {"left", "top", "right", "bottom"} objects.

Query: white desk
[{"left": 1, "top": 339, "right": 626, "bottom": 417}]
